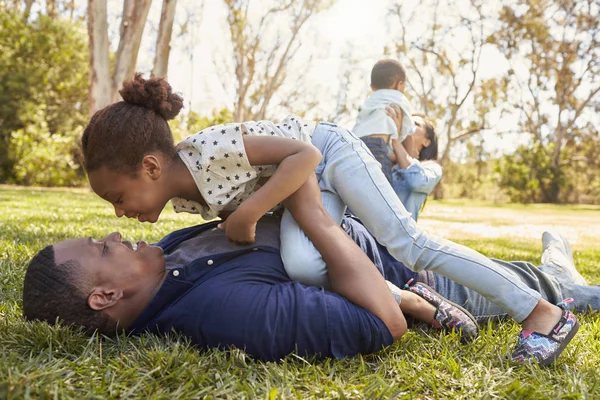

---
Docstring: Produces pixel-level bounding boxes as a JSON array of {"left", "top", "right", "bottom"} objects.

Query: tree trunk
[
  {"left": 151, "top": 0, "right": 178, "bottom": 78},
  {"left": 46, "top": 0, "right": 56, "bottom": 18},
  {"left": 87, "top": 0, "right": 112, "bottom": 115},
  {"left": 69, "top": 0, "right": 76, "bottom": 20},
  {"left": 23, "top": 0, "right": 35, "bottom": 20},
  {"left": 111, "top": 0, "right": 152, "bottom": 102},
  {"left": 433, "top": 180, "right": 444, "bottom": 200}
]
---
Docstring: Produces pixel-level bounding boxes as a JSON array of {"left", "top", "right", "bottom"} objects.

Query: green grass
[{"left": 1, "top": 185, "right": 599, "bottom": 399}]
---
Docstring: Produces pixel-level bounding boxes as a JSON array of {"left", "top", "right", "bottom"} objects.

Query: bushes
[
  {"left": 8, "top": 108, "right": 86, "bottom": 187},
  {"left": 0, "top": 10, "right": 88, "bottom": 185}
]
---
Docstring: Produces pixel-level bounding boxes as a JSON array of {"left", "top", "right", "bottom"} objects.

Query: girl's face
[{"left": 88, "top": 164, "right": 170, "bottom": 223}]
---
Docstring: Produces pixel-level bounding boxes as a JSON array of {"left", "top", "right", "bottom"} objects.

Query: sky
[
  {"left": 114, "top": 0, "right": 530, "bottom": 158},
  {"left": 139, "top": 0, "right": 394, "bottom": 119}
]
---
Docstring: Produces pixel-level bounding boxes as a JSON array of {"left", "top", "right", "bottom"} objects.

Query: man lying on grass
[{"left": 22, "top": 215, "right": 587, "bottom": 364}]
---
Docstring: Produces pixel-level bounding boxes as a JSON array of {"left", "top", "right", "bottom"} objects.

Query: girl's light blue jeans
[{"left": 280, "top": 122, "right": 540, "bottom": 322}]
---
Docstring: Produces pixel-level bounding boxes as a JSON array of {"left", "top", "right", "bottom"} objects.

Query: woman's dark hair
[
  {"left": 414, "top": 114, "right": 438, "bottom": 161},
  {"left": 81, "top": 73, "right": 184, "bottom": 175},
  {"left": 371, "top": 59, "right": 407, "bottom": 90},
  {"left": 22, "top": 245, "right": 119, "bottom": 335}
]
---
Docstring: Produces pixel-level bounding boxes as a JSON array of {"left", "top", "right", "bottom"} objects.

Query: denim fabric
[
  {"left": 433, "top": 259, "right": 600, "bottom": 321},
  {"left": 360, "top": 136, "right": 393, "bottom": 183},
  {"left": 280, "top": 122, "right": 541, "bottom": 321},
  {"left": 538, "top": 265, "right": 600, "bottom": 313},
  {"left": 391, "top": 162, "right": 442, "bottom": 222}
]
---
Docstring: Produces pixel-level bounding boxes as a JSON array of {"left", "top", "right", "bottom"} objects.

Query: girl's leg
[
  {"left": 281, "top": 177, "right": 477, "bottom": 338},
  {"left": 311, "top": 123, "right": 563, "bottom": 336},
  {"left": 281, "top": 174, "right": 406, "bottom": 339}
]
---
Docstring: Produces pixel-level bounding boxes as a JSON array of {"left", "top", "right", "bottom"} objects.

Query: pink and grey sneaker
[
  {"left": 405, "top": 280, "right": 479, "bottom": 342},
  {"left": 511, "top": 298, "right": 580, "bottom": 366}
]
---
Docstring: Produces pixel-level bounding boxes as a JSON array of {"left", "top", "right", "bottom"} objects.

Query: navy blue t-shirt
[{"left": 128, "top": 217, "right": 417, "bottom": 361}]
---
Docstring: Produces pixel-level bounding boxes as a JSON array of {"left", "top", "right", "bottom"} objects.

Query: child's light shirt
[
  {"left": 352, "top": 89, "right": 415, "bottom": 146},
  {"left": 172, "top": 115, "right": 316, "bottom": 220}
]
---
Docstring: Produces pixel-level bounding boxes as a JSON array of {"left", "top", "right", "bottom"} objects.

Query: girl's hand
[
  {"left": 217, "top": 208, "right": 256, "bottom": 244},
  {"left": 385, "top": 104, "right": 403, "bottom": 133}
]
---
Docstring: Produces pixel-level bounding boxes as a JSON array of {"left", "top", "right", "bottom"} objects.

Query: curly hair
[
  {"left": 370, "top": 59, "right": 407, "bottom": 90},
  {"left": 81, "top": 73, "right": 184, "bottom": 176},
  {"left": 22, "top": 245, "right": 119, "bottom": 335}
]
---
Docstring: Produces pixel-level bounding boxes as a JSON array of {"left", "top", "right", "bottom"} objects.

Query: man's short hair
[
  {"left": 371, "top": 59, "right": 407, "bottom": 90},
  {"left": 22, "top": 245, "right": 118, "bottom": 335}
]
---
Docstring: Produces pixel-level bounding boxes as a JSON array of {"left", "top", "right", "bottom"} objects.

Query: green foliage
[
  {"left": 495, "top": 142, "right": 563, "bottom": 203},
  {"left": 1, "top": 187, "right": 600, "bottom": 397},
  {"left": 489, "top": 0, "right": 600, "bottom": 203},
  {"left": 443, "top": 161, "right": 507, "bottom": 203},
  {"left": 8, "top": 108, "right": 86, "bottom": 187},
  {"left": 0, "top": 9, "right": 88, "bottom": 182},
  {"left": 559, "top": 134, "right": 600, "bottom": 204},
  {"left": 169, "top": 109, "right": 234, "bottom": 143}
]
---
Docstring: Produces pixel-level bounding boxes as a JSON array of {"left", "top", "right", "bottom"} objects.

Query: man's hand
[{"left": 217, "top": 208, "right": 257, "bottom": 244}]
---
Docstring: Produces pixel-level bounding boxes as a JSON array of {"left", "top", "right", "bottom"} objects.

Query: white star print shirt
[{"left": 172, "top": 115, "right": 316, "bottom": 220}]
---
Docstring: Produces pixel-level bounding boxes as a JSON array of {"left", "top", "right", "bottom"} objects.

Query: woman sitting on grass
[{"left": 385, "top": 108, "right": 441, "bottom": 222}]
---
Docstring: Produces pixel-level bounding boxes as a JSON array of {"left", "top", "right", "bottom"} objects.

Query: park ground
[{"left": 1, "top": 186, "right": 599, "bottom": 399}]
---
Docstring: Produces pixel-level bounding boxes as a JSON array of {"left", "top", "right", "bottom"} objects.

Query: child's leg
[
  {"left": 281, "top": 174, "right": 406, "bottom": 339},
  {"left": 360, "top": 136, "right": 392, "bottom": 183},
  {"left": 282, "top": 185, "right": 478, "bottom": 340},
  {"left": 310, "top": 123, "right": 564, "bottom": 336}
]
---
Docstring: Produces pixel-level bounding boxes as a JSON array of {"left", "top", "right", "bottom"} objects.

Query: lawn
[{"left": 1, "top": 186, "right": 599, "bottom": 399}]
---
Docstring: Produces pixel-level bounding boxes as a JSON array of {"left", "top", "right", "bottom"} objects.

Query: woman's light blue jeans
[{"left": 280, "top": 122, "right": 540, "bottom": 322}]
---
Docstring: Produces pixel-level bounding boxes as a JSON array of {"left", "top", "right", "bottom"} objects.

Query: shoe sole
[
  {"left": 556, "top": 232, "right": 574, "bottom": 261},
  {"left": 542, "top": 231, "right": 587, "bottom": 286},
  {"left": 542, "top": 231, "right": 573, "bottom": 260},
  {"left": 539, "top": 319, "right": 580, "bottom": 367},
  {"left": 411, "top": 282, "right": 480, "bottom": 342}
]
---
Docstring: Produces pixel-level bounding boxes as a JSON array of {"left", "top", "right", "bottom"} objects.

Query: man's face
[
  {"left": 54, "top": 232, "right": 166, "bottom": 289},
  {"left": 88, "top": 166, "right": 169, "bottom": 223}
]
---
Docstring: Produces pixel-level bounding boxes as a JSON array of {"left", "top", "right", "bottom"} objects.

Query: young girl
[{"left": 82, "top": 74, "right": 577, "bottom": 366}]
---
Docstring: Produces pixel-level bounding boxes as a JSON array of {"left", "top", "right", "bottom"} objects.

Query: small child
[
  {"left": 81, "top": 74, "right": 578, "bottom": 365},
  {"left": 353, "top": 59, "right": 415, "bottom": 183}
]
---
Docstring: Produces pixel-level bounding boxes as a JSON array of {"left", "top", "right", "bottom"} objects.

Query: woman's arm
[
  {"left": 390, "top": 137, "right": 415, "bottom": 170},
  {"left": 386, "top": 105, "right": 418, "bottom": 166},
  {"left": 396, "top": 162, "right": 443, "bottom": 194},
  {"left": 218, "top": 135, "right": 321, "bottom": 243}
]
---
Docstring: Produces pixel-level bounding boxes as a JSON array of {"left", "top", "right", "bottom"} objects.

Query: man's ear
[
  {"left": 141, "top": 155, "right": 163, "bottom": 180},
  {"left": 88, "top": 288, "right": 124, "bottom": 311}
]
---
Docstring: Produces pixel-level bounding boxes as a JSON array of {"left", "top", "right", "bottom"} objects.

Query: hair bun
[{"left": 119, "top": 73, "right": 184, "bottom": 120}]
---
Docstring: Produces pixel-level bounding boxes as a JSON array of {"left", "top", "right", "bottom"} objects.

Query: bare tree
[
  {"left": 88, "top": 0, "right": 111, "bottom": 113},
  {"left": 87, "top": 0, "right": 157, "bottom": 114},
  {"left": 491, "top": 0, "right": 600, "bottom": 203},
  {"left": 23, "top": 0, "right": 35, "bottom": 20},
  {"left": 151, "top": 0, "right": 178, "bottom": 78},
  {"left": 223, "top": 0, "right": 332, "bottom": 121},
  {"left": 111, "top": 0, "right": 152, "bottom": 102},
  {"left": 14, "top": 0, "right": 81, "bottom": 21},
  {"left": 46, "top": 0, "right": 56, "bottom": 18},
  {"left": 389, "top": 0, "right": 501, "bottom": 198},
  {"left": 391, "top": 0, "right": 494, "bottom": 167}
]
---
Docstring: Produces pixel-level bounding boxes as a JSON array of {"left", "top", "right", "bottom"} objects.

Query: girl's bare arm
[{"left": 218, "top": 135, "right": 321, "bottom": 243}]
